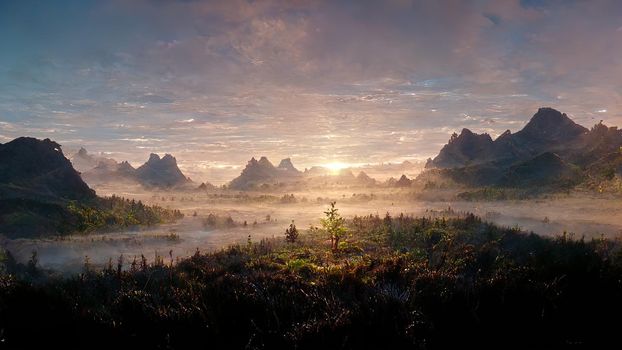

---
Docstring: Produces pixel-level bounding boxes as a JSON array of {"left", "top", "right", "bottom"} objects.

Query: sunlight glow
[{"left": 324, "top": 162, "right": 349, "bottom": 174}]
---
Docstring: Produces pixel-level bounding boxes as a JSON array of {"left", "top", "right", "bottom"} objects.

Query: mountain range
[
  {"left": 79, "top": 152, "right": 192, "bottom": 189},
  {"left": 0, "top": 138, "right": 96, "bottom": 202},
  {"left": 421, "top": 107, "right": 622, "bottom": 190},
  {"left": 69, "top": 147, "right": 117, "bottom": 173},
  {"left": 227, "top": 156, "right": 416, "bottom": 190},
  {"left": 228, "top": 157, "right": 303, "bottom": 190},
  {"left": 0, "top": 138, "right": 184, "bottom": 238}
]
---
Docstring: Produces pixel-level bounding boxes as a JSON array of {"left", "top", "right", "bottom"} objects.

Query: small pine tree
[
  {"left": 285, "top": 221, "right": 299, "bottom": 243},
  {"left": 321, "top": 202, "right": 347, "bottom": 251}
]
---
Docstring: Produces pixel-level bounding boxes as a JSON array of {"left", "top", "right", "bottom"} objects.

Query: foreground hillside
[
  {"left": 0, "top": 137, "right": 183, "bottom": 238},
  {"left": 1, "top": 211, "right": 620, "bottom": 349}
]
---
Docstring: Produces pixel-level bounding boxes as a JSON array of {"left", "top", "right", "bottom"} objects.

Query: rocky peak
[
  {"left": 160, "top": 154, "right": 177, "bottom": 165},
  {"left": 277, "top": 158, "right": 299, "bottom": 172},
  {"left": 496, "top": 130, "right": 512, "bottom": 141},
  {"left": 0, "top": 137, "right": 95, "bottom": 200},
  {"left": 258, "top": 156, "right": 274, "bottom": 168},
  {"left": 135, "top": 152, "right": 190, "bottom": 188},
  {"left": 520, "top": 107, "right": 587, "bottom": 139},
  {"left": 77, "top": 147, "right": 88, "bottom": 157},
  {"left": 395, "top": 174, "right": 413, "bottom": 187},
  {"left": 146, "top": 153, "right": 161, "bottom": 163}
]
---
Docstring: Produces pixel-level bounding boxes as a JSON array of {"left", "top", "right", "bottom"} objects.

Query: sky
[{"left": 1, "top": 0, "right": 621, "bottom": 184}]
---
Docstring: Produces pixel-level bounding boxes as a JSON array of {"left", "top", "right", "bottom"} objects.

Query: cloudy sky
[{"left": 1, "top": 0, "right": 621, "bottom": 183}]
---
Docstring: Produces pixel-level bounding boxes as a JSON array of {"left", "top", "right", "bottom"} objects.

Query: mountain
[
  {"left": 0, "top": 137, "right": 95, "bottom": 201},
  {"left": 135, "top": 153, "right": 192, "bottom": 188},
  {"left": 82, "top": 153, "right": 193, "bottom": 189},
  {"left": 197, "top": 182, "right": 216, "bottom": 191},
  {"left": 229, "top": 157, "right": 302, "bottom": 190},
  {"left": 355, "top": 171, "right": 377, "bottom": 186},
  {"left": 420, "top": 107, "right": 620, "bottom": 191},
  {"left": 503, "top": 152, "right": 581, "bottom": 187},
  {"left": 0, "top": 138, "right": 97, "bottom": 237},
  {"left": 427, "top": 108, "right": 589, "bottom": 169},
  {"left": 277, "top": 158, "right": 301, "bottom": 174},
  {"left": 0, "top": 137, "right": 183, "bottom": 238},
  {"left": 394, "top": 174, "right": 413, "bottom": 187},
  {"left": 69, "top": 147, "right": 117, "bottom": 173},
  {"left": 427, "top": 128, "right": 495, "bottom": 168},
  {"left": 82, "top": 160, "right": 138, "bottom": 185}
]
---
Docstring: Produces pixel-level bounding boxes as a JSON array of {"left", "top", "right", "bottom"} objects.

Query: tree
[
  {"left": 285, "top": 221, "right": 299, "bottom": 243},
  {"left": 321, "top": 202, "right": 347, "bottom": 251}
]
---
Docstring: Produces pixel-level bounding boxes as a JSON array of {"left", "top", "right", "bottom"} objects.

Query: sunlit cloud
[{"left": 0, "top": 0, "right": 621, "bottom": 184}]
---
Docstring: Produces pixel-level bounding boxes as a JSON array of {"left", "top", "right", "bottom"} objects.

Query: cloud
[{"left": 1, "top": 0, "right": 622, "bottom": 183}]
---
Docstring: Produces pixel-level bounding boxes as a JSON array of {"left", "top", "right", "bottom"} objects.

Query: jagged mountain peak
[
  {"left": 427, "top": 108, "right": 592, "bottom": 169},
  {"left": 0, "top": 137, "right": 95, "bottom": 201},
  {"left": 496, "top": 130, "right": 512, "bottom": 141},
  {"left": 161, "top": 154, "right": 177, "bottom": 164},
  {"left": 520, "top": 107, "right": 587, "bottom": 138},
  {"left": 258, "top": 156, "right": 273, "bottom": 167},
  {"left": 277, "top": 158, "right": 300, "bottom": 172},
  {"left": 135, "top": 152, "right": 190, "bottom": 188},
  {"left": 77, "top": 147, "right": 88, "bottom": 157},
  {"left": 147, "top": 153, "right": 161, "bottom": 163}
]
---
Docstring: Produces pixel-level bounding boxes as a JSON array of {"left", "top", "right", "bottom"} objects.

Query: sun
[{"left": 324, "top": 162, "right": 349, "bottom": 174}]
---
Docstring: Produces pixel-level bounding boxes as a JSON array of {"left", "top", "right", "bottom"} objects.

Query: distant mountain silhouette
[
  {"left": 197, "top": 182, "right": 216, "bottom": 191},
  {"left": 229, "top": 156, "right": 302, "bottom": 190},
  {"left": 0, "top": 137, "right": 183, "bottom": 238},
  {"left": 82, "top": 160, "right": 137, "bottom": 184},
  {"left": 427, "top": 108, "right": 589, "bottom": 169},
  {"left": 82, "top": 153, "right": 192, "bottom": 189},
  {"left": 135, "top": 153, "right": 191, "bottom": 188},
  {"left": 0, "top": 137, "right": 95, "bottom": 201},
  {"left": 355, "top": 171, "right": 377, "bottom": 186},
  {"left": 69, "top": 147, "right": 117, "bottom": 172},
  {"left": 277, "top": 158, "right": 301, "bottom": 174},
  {"left": 0, "top": 137, "right": 96, "bottom": 237},
  {"left": 394, "top": 174, "right": 414, "bottom": 187},
  {"left": 421, "top": 107, "right": 622, "bottom": 190}
]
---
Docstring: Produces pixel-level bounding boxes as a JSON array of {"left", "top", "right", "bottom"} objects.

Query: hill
[
  {"left": 0, "top": 138, "right": 95, "bottom": 201},
  {"left": 229, "top": 156, "right": 303, "bottom": 190},
  {"left": 1, "top": 212, "right": 620, "bottom": 348},
  {"left": 0, "top": 137, "right": 182, "bottom": 238},
  {"left": 82, "top": 153, "right": 193, "bottom": 189},
  {"left": 69, "top": 147, "right": 117, "bottom": 173},
  {"left": 135, "top": 153, "right": 192, "bottom": 188},
  {"left": 420, "top": 107, "right": 622, "bottom": 193}
]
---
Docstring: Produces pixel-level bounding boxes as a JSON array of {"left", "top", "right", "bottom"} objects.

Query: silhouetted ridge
[
  {"left": 0, "top": 137, "right": 95, "bottom": 201},
  {"left": 427, "top": 107, "right": 589, "bottom": 169},
  {"left": 420, "top": 107, "right": 622, "bottom": 191},
  {"left": 277, "top": 158, "right": 300, "bottom": 173},
  {"left": 229, "top": 156, "right": 302, "bottom": 190},
  {"left": 135, "top": 153, "right": 190, "bottom": 188}
]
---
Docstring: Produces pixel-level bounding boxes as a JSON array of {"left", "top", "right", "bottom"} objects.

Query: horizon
[
  {"left": 1, "top": 1, "right": 621, "bottom": 183},
  {"left": 3, "top": 105, "right": 601, "bottom": 185}
]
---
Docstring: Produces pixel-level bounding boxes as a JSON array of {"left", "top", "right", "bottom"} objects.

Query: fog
[{"left": 4, "top": 184, "right": 622, "bottom": 273}]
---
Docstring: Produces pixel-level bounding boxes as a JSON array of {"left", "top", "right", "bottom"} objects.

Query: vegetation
[
  {"left": 67, "top": 195, "right": 184, "bottom": 233},
  {"left": 0, "top": 195, "right": 183, "bottom": 238},
  {"left": 1, "top": 207, "right": 621, "bottom": 349},
  {"left": 284, "top": 221, "right": 298, "bottom": 243},
  {"left": 202, "top": 213, "right": 236, "bottom": 229},
  {"left": 321, "top": 201, "right": 347, "bottom": 251}
]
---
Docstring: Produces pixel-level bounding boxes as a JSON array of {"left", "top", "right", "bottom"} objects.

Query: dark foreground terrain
[{"left": 1, "top": 212, "right": 621, "bottom": 349}]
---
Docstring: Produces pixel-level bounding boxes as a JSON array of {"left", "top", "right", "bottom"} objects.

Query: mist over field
[{"left": 5, "top": 182, "right": 622, "bottom": 272}]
